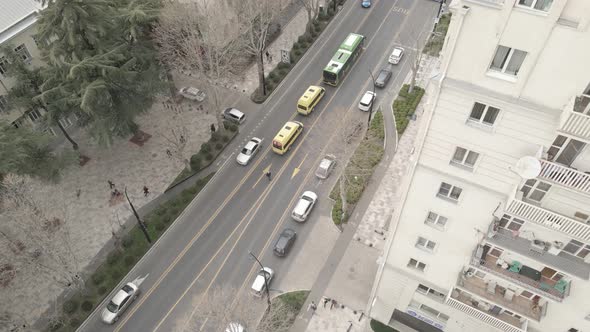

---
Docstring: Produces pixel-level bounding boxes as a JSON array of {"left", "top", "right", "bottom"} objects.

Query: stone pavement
[
  {"left": 2, "top": 0, "right": 313, "bottom": 328},
  {"left": 298, "top": 56, "right": 442, "bottom": 332}
]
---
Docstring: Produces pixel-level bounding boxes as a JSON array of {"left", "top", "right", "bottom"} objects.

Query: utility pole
[
  {"left": 124, "top": 187, "right": 152, "bottom": 244},
  {"left": 249, "top": 251, "right": 271, "bottom": 309}
]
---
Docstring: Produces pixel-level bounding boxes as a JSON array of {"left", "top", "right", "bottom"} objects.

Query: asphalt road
[{"left": 78, "top": 0, "right": 438, "bottom": 331}]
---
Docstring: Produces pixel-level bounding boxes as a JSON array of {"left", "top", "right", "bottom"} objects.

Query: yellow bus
[
  {"left": 297, "top": 85, "right": 325, "bottom": 115},
  {"left": 272, "top": 121, "right": 304, "bottom": 155}
]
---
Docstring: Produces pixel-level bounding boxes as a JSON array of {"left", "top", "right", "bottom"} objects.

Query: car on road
[
  {"left": 273, "top": 228, "right": 297, "bottom": 257},
  {"left": 251, "top": 267, "right": 274, "bottom": 297},
  {"left": 375, "top": 68, "right": 392, "bottom": 88},
  {"left": 388, "top": 47, "right": 405, "bottom": 64},
  {"left": 101, "top": 282, "right": 139, "bottom": 324},
  {"left": 225, "top": 322, "right": 245, "bottom": 332},
  {"left": 179, "top": 87, "right": 206, "bottom": 102},
  {"left": 315, "top": 155, "right": 336, "bottom": 179},
  {"left": 361, "top": 0, "right": 371, "bottom": 8},
  {"left": 237, "top": 137, "right": 263, "bottom": 165},
  {"left": 359, "top": 91, "right": 376, "bottom": 112},
  {"left": 292, "top": 191, "right": 318, "bottom": 222},
  {"left": 223, "top": 108, "right": 245, "bottom": 124}
]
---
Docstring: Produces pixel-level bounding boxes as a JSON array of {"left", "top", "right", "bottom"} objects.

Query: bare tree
[
  {"left": 409, "top": 30, "right": 439, "bottom": 94},
  {"left": 299, "top": 0, "right": 321, "bottom": 33},
  {"left": 158, "top": 113, "right": 191, "bottom": 171},
  {"left": 175, "top": 286, "right": 295, "bottom": 332},
  {"left": 153, "top": 0, "right": 244, "bottom": 129},
  {"left": 233, "top": 0, "right": 283, "bottom": 97},
  {"left": 0, "top": 175, "right": 82, "bottom": 291}
]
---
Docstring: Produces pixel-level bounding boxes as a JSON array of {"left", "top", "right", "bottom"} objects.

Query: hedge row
[
  {"left": 393, "top": 84, "right": 425, "bottom": 135},
  {"left": 48, "top": 174, "right": 215, "bottom": 332}
]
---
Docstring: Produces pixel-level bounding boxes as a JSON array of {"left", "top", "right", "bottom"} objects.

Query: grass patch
[
  {"left": 46, "top": 173, "right": 215, "bottom": 332},
  {"left": 423, "top": 13, "right": 451, "bottom": 57},
  {"left": 392, "top": 84, "right": 425, "bottom": 135},
  {"left": 167, "top": 129, "right": 236, "bottom": 190},
  {"left": 330, "top": 112, "right": 385, "bottom": 225},
  {"left": 258, "top": 290, "right": 310, "bottom": 330},
  {"left": 370, "top": 319, "right": 400, "bottom": 332}
]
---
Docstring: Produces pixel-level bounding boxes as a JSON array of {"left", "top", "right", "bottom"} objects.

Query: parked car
[
  {"left": 225, "top": 323, "right": 245, "bottom": 332},
  {"left": 237, "top": 137, "right": 263, "bottom": 165},
  {"left": 273, "top": 228, "right": 297, "bottom": 257},
  {"left": 101, "top": 283, "right": 139, "bottom": 324},
  {"left": 315, "top": 155, "right": 336, "bottom": 179},
  {"left": 388, "top": 47, "right": 405, "bottom": 64},
  {"left": 375, "top": 68, "right": 392, "bottom": 88},
  {"left": 291, "top": 191, "right": 318, "bottom": 222},
  {"left": 223, "top": 108, "right": 245, "bottom": 124},
  {"left": 359, "top": 91, "right": 376, "bottom": 112},
  {"left": 179, "top": 87, "right": 206, "bottom": 102},
  {"left": 361, "top": 0, "right": 371, "bottom": 8},
  {"left": 251, "top": 267, "right": 274, "bottom": 297}
]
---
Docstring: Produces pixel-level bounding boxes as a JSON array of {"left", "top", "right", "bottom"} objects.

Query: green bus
[{"left": 322, "top": 33, "right": 365, "bottom": 86}]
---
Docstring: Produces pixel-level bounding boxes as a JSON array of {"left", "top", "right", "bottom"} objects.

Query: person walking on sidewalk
[
  {"left": 108, "top": 180, "right": 115, "bottom": 189},
  {"left": 265, "top": 50, "right": 271, "bottom": 62},
  {"left": 307, "top": 301, "right": 317, "bottom": 315},
  {"left": 143, "top": 186, "right": 150, "bottom": 197}
]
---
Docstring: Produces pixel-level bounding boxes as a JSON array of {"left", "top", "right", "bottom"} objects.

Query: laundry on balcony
[
  {"left": 518, "top": 265, "right": 542, "bottom": 281},
  {"left": 554, "top": 279, "right": 569, "bottom": 294},
  {"left": 509, "top": 261, "right": 522, "bottom": 273}
]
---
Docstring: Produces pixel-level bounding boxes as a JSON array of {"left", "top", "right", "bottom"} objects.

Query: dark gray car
[
  {"left": 375, "top": 69, "right": 392, "bottom": 88},
  {"left": 273, "top": 228, "right": 297, "bottom": 257}
]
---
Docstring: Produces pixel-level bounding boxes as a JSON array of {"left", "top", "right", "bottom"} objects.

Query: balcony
[
  {"left": 559, "top": 95, "right": 590, "bottom": 143},
  {"left": 471, "top": 249, "right": 570, "bottom": 302},
  {"left": 457, "top": 270, "right": 547, "bottom": 321},
  {"left": 447, "top": 289, "right": 527, "bottom": 332},
  {"left": 538, "top": 159, "right": 590, "bottom": 195},
  {"left": 506, "top": 198, "right": 590, "bottom": 242},
  {"left": 488, "top": 228, "right": 590, "bottom": 280}
]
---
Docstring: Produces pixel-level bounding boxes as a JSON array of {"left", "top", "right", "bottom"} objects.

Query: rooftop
[{"left": 0, "top": 0, "right": 44, "bottom": 44}]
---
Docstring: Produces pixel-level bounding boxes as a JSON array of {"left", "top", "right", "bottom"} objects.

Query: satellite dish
[{"left": 514, "top": 156, "right": 542, "bottom": 179}]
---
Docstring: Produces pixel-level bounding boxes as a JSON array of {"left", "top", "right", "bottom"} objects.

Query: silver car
[
  {"left": 223, "top": 107, "right": 245, "bottom": 124},
  {"left": 101, "top": 283, "right": 139, "bottom": 324},
  {"left": 179, "top": 87, "right": 206, "bottom": 102},
  {"left": 315, "top": 155, "right": 336, "bottom": 179},
  {"left": 251, "top": 267, "right": 274, "bottom": 297},
  {"left": 291, "top": 191, "right": 318, "bottom": 222},
  {"left": 237, "top": 137, "right": 263, "bottom": 166},
  {"left": 388, "top": 47, "right": 405, "bottom": 64}
]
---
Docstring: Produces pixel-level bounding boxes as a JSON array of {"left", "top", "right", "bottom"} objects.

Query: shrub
[
  {"left": 124, "top": 255, "right": 136, "bottom": 266},
  {"left": 81, "top": 300, "right": 94, "bottom": 312},
  {"left": 212, "top": 131, "right": 223, "bottom": 141},
  {"left": 98, "top": 286, "right": 108, "bottom": 295},
  {"left": 210, "top": 134, "right": 219, "bottom": 142},
  {"left": 313, "top": 20, "right": 321, "bottom": 29},
  {"left": 268, "top": 71, "right": 278, "bottom": 80},
  {"left": 222, "top": 135, "right": 230, "bottom": 143},
  {"left": 106, "top": 252, "right": 120, "bottom": 266},
  {"left": 204, "top": 153, "right": 214, "bottom": 161},
  {"left": 278, "top": 62, "right": 290, "bottom": 69},
  {"left": 294, "top": 49, "right": 302, "bottom": 57},
  {"left": 292, "top": 42, "right": 300, "bottom": 50},
  {"left": 200, "top": 142, "right": 212, "bottom": 153},
  {"left": 266, "top": 82, "right": 275, "bottom": 92},
  {"left": 48, "top": 320, "right": 63, "bottom": 332},
  {"left": 63, "top": 299, "right": 79, "bottom": 314},
  {"left": 298, "top": 35, "right": 306, "bottom": 43},
  {"left": 311, "top": 29, "right": 318, "bottom": 38},
  {"left": 305, "top": 34, "right": 314, "bottom": 43},
  {"left": 299, "top": 41, "right": 308, "bottom": 49},
  {"left": 69, "top": 318, "right": 81, "bottom": 328},
  {"left": 121, "top": 235, "right": 134, "bottom": 248},
  {"left": 110, "top": 268, "right": 123, "bottom": 280},
  {"left": 91, "top": 273, "right": 106, "bottom": 286},
  {"left": 155, "top": 222, "right": 166, "bottom": 232},
  {"left": 226, "top": 123, "right": 238, "bottom": 132},
  {"left": 215, "top": 142, "right": 223, "bottom": 150},
  {"left": 190, "top": 154, "right": 201, "bottom": 171}
]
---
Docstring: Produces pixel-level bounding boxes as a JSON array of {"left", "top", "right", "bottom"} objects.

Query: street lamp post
[
  {"left": 367, "top": 69, "right": 376, "bottom": 128},
  {"left": 124, "top": 187, "right": 152, "bottom": 244},
  {"left": 248, "top": 251, "right": 271, "bottom": 309}
]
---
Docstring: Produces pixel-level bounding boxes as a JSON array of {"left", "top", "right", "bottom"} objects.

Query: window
[
  {"left": 407, "top": 258, "right": 426, "bottom": 271},
  {"left": 14, "top": 44, "right": 32, "bottom": 62},
  {"left": 468, "top": 102, "right": 500, "bottom": 126},
  {"left": 0, "top": 95, "right": 8, "bottom": 113},
  {"left": 409, "top": 300, "right": 450, "bottom": 322},
  {"left": 27, "top": 109, "right": 42, "bottom": 122},
  {"left": 489, "top": 247, "right": 504, "bottom": 258},
  {"left": 416, "top": 284, "right": 445, "bottom": 302},
  {"left": 451, "top": 147, "right": 479, "bottom": 169},
  {"left": 416, "top": 236, "right": 437, "bottom": 252},
  {"left": 425, "top": 211, "right": 448, "bottom": 230},
  {"left": 498, "top": 214, "right": 525, "bottom": 231},
  {"left": 437, "top": 182, "right": 462, "bottom": 201},
  {"left": 574, "top": 212, "right": 589, "bottom": 222},
  {"left": 490, "top": 46, "right": 527, "bottom": 76},
  {"left": 0, "top": 56, "right": 8, "bottom": 75},
  {"left": 521, "top": 179, "right": 551, "bottom": 202},
  {"left": 517, "top": 0, "right": 553, "bottom": 12},
  {"left": 562, "top": 239, "right": 590, "bottom": 259}
]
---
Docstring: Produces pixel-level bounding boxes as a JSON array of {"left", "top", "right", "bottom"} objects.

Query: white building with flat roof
[{"left": 369, "top": 1, "right": 590, "bottom": 332}]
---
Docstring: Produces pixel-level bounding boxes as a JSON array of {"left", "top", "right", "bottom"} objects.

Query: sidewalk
[
  {"left": 3, "top": 1, "right": 314, "bottom": 329},
  {"left": 294, "top": 55, "right": 442, "bottom": 332}
]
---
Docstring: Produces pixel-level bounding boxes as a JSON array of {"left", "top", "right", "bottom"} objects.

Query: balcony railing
[
  {"left": 559, "top": 95, "right": 590, "bottom": 142},
  {"left": 471, "top": 252, "right": 568, "bottom": 302},
  {"left": 447, "top": 290, "right": 528, "bottom": 332},
  {"left": 506, "top": 198, "right": 590, "bottom": 242},
  {"left": 538, "top": 159, "right": 590, "bottom": 195}
]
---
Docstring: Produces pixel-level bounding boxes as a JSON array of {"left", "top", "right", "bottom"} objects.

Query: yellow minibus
[
  {"left": 272, "top": 121, "right": 304, "bottom": 155},
  {"left": 296, "top": 86, "right": 325, "bottom": 115}
]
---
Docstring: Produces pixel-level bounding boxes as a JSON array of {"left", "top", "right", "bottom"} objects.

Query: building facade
[{"left": 369, "top": 1, "right": 590, "bottom": 332}]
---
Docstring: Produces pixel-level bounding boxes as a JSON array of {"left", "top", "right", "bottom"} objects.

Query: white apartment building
[{"left": 369, "top": 1, "right": 590, "bottom": 332}]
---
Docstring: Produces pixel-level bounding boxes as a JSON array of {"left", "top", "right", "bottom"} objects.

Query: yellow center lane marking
[{"left": 292, "top": 152, "right": 309, "bottom": 179}]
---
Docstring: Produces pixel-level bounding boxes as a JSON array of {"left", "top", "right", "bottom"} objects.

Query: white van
[{"left": 358, "top": 91, "right": 376, "bottom": 112}]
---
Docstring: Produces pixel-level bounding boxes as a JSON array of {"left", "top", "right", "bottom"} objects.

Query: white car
[
  {"left": 223, "top": 108, "right": 246, "bottom": 124},
  {"left": 388, "top": 47, "right": 405, "bottom": 64},
  {"left": 179, "top": 87, "right": 206, "bottom": 102},
  {"left": 358, "top": 91, "right": 376, "bottom": 112},
  {"left": 237, "top": 137, "right": 263, "bottom": 165},
  {"left": 315, "top": 155, "right": 336, "bottom": 179},
  {"left": 291, "top": 191, "right": 318, "bottom": 222},
  {"left": 101, "top": 283, "right": 139, "bottom": 324},
  {"left": 251, "top": 267, "right": 274, "bottom": 297},
  {"left": 225, "top": 323, "right": 245, "bottom": 332}
]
